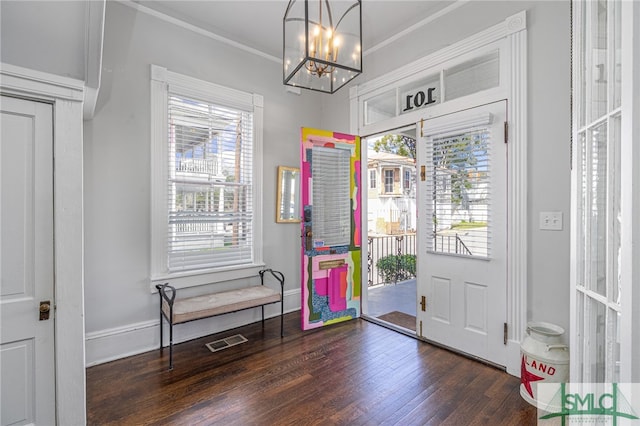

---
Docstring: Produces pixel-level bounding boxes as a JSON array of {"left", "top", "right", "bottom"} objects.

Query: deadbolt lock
[
  {"left": 39, "top": 300, "right": 51, "bottom": 321},
  {"left": 420, "top": 295, "right": 426, "bottom": 312}
]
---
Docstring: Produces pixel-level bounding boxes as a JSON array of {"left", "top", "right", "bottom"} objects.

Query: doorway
[{"left": 363, "top": 126, "right": 418, "bottom": 333}]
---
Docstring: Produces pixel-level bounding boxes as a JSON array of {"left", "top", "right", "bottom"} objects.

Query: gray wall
[
  {"left": 3, "top": 0, "right": 570, "bottom": 362},
  {"left": 83, "top": 2, "right": 321, "bottom": 344},
  {"left": 0, "top": 1, "right": 87, "bottom": 80},
  {"left": 323, "top": 1, "right": 572, "bottom": 335}
]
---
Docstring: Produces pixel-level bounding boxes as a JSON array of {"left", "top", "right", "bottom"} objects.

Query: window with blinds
[
  {"left": 167, "top": 94, "right": 254, "bottom": 272},
  {"left": 312, "top": 147, "right": 351, "bottom": 247},
  {"left": 426, "top": 128, "right": 491, "bottom": 258}
]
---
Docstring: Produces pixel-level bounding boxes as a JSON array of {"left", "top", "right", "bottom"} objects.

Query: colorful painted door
[{"left": 300, "top": 128, "right": 361, "bottom": 330}]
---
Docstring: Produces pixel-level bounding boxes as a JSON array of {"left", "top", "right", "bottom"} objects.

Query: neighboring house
[{"left": 367, "top": 150, "right": 416, "bottom": 234}]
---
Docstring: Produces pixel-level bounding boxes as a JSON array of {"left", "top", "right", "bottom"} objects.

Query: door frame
[
  {"left": 1, "top": 62, "right": 86, "bottom": 425},
  {"left": 350, "top": 12, "right": 528, "bottom": 376}
]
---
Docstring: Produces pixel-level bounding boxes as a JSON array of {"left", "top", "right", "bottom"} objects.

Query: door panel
[
  {"left": 300, "top": 128, "right": 361, "bottom": 330},
  {"left": 416, "top": 101, "right": 507, "bottom": 366},
  {"left": 1, "top": 96, "right": 55, "bottom": 425}
]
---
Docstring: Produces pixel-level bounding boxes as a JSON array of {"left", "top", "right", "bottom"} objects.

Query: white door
[
  {"left": 416, "top": 101, "right": 507, "bottom": 366},
  {"left": 1, "top": 96, "right": 55, "bottom": 425}
]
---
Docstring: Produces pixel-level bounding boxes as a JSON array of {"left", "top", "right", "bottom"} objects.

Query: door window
[{"left": 426, "top": 128, "right": 491, "bottom": 258}]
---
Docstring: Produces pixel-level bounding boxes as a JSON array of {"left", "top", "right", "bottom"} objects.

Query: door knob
[{"left": 39, "top": 300, "right": 51, "bottom": 321}]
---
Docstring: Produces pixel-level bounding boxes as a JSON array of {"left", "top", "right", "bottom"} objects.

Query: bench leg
[
  {"left": 169, "top": 320, "right": 174, "bottom": 370},
  {"left": 261, "top": 305, "right": 265, "bottom": 329},
  {"left": 281, "top": 298, "right": 284, "bottom": 338},
  {"left": 159, "top": 309, "right": 164, "bottom": 352}
]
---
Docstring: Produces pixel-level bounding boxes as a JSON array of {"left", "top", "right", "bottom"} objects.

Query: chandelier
[{"left": 283, "top": 0, "right": 362, "bottom": 94}]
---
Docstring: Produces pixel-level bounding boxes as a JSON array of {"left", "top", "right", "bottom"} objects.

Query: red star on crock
[{"left": 521, "top": 356, "right": 545, "bottom": 398}]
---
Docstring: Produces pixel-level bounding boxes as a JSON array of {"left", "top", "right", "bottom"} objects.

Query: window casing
[
  {"left": 369, "top": 169, "right": 377, "bottom": 189},
  {"left": 150, "top": 65, "right": 264, "bottom": 288}
]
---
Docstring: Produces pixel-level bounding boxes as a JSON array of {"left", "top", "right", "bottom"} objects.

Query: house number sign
[{"left": 402, "top": 87, "right": 437, "bottom": 112}]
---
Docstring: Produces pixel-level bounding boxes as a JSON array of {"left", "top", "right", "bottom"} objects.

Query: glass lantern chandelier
[{"left": 283, "top": 0, "right": 362, "bottom": 94}]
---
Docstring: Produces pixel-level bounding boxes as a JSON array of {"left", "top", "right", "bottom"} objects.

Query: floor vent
[{"left": 205, "top": 334, "right": 248, "bottom": 353}]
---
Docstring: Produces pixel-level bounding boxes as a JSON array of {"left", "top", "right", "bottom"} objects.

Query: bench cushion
[{"left": 164, "top": 286, "right": 281, "bottom": 324}]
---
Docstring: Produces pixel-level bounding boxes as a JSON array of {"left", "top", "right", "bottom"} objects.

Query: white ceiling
[{"left": 133, "top": 0, "right": 458, "bottom": 59}]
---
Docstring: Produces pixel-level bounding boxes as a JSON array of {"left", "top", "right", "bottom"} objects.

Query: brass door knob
[{"left": 39, "top": 300, "right": 51, "bottom": 320}]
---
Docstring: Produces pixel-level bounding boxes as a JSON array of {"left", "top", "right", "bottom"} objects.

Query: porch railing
[
  {"left": 367, "top": 234, "right": 416, "bottom": 287},
  {"left": 367, "top": 232, "right": 472, "bottom": 286},
  {"left": 433, "top": 233, "right": 473, "bottom": 256}
]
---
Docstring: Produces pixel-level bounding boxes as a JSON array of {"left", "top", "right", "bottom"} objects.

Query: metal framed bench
[{"left": 155, "top": 268, "right": 285, "bottom": 370}]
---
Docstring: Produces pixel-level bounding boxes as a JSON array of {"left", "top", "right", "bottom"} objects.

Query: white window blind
[
  {"left": 426, "top": 128, "right": 491, "bottom": 257},
  {"left": 167, "top": 94, "right": 254, "bottom": 272},
  {"left": 312, "top": 147, "right": 351, "bottom": 247}
]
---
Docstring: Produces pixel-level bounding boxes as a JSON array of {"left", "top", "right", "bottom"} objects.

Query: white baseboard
[{"left": 85, "top": 288, "right": 301, "bottom": 367}]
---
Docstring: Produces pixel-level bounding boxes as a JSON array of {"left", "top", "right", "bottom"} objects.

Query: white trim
[
  {"left": 118, "top": 0, "right": 280, "bottom": 64},
  {"left": 86, "top": 288, "right": 302, "bottom": 367},
  {"left": 0, "top": 63, "right": 86, "bottom": 426},
  {"left": 352, "top": 11, "right": 528, "bottom": 376},
  {"left": 83, "top": 0, "right": 105, "bottom": 119},
  {"left": 149, "top": 64, "right": 264, "bottom": 288},
  {"left": 505, "top": 24, "right": 528, "bottom": 376},
  {"left": 150, "top": 263, "right": 266, "bottom": 292},
  {"left": 0, "top": 62, "right": 84, "bottom": 102},
  {"left": 620, "top": 0, "right": 640, "bottom": 382}
]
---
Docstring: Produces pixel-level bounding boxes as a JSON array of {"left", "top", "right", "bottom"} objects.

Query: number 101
[{"left": 403, "top": 88, "right": 437, "bottom": 112}]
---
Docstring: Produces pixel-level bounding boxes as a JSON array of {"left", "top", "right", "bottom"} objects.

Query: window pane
[
  {"left": 575, "top": 292, "right": 585, "bottom": 382},
  {"left": 608, "top": 307, "right": 621, "bottom": 382},
  {"left": 312, "top": 147, "right": 351, "bottom": 247},
  {"left": 427, "top": 129, "right": 490, "bottom": 257},
  {"left": 443, "top": 51, "right": 499, "bottom": 102},
  {"left": 384, "top": 169, "right": 394, "bottom": 193},
  {"left": 168, "top": 95, "right": 253, "bottom": 271},
  {"left": 590, "top": 0, "right": 608, "bottom": 121},
  {"left": 398, "top": 73, "right": 440, "bottom": 115},
  {"left": 611, "top": 116, "right": 621, "bottom": 304},
  {"left": 588, "top": 123, "right": 607, "bottom": 296},
  {"left": 587, "top": 296, "right": 606, "bottom": 383},
  {"left": 364, "top": 89, "right": 395, "bottom": 125},
  {"left": 613, "top": 0, "right": 621, "bottom": 109},
  {"left": 578, "top": 131, "right": 587, "bottom": 289}
]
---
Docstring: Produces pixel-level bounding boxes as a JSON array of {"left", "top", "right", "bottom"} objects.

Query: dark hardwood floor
[{"left": 86, "top": 312, "right": 536, "bottom": 425}]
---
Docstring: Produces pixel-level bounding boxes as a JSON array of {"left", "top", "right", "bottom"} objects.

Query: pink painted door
[{"left": 300, "top": 127, "right": 361, "bottom": 330}]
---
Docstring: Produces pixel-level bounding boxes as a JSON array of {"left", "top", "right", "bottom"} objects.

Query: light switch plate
[{"left": 540, "top": 211, "right": 563, "bottom": 230}]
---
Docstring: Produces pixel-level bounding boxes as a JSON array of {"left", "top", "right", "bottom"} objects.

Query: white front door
[
  {"left": 1, "top": 96, "right": 55, "bottom": 425},
  {"left": 416, "top": 101, "right": 507, "bottom": 366}
]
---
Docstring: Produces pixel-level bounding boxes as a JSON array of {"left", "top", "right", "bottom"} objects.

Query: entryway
[{"left": 363, "top": 126, "right": 418, "bottom": 333}]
